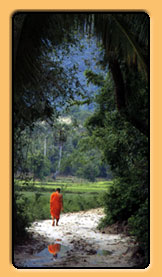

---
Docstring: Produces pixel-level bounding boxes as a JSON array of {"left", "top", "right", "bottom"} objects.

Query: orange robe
[
  {"left": 48, "top": 244, "right": 61, "bottom": 255},
  {"left": 50, "top": 192, "right": 63, "bottom": 220}
]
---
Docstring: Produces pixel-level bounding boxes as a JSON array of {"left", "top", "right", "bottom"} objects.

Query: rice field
[{"left": 14, "top": 177, "right": 113, "bottom": 221}]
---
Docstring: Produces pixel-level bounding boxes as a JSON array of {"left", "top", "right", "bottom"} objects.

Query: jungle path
[{"left": 14, "top": 208, "right": 139, "bottom": 268}]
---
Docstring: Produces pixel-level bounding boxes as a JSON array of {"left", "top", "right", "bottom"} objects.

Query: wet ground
[{"left": 14, "top": 208, "right": 139, "bottom": 268}]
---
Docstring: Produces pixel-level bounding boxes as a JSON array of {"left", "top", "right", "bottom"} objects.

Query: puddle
[
  {"left": 23, "top": 243, "right": 70, "bottom": 267},
  {"left": 22, "top": 244, "right": 114, "bottom": 267},
  {"left": 97, "top": 249, "right": 114, "bottom": 256}
]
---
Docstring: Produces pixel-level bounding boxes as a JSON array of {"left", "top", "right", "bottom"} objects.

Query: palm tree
[
  {"left": 93, "top": 14, "right": 149, "bottom": 76},
  {"left": 93, "top": 13, "right": 149, "bottom": 136}
]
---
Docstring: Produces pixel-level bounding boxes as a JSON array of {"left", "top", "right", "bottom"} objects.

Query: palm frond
[{"left": 93, "top": 13, "right": 149, "bottom": 78}]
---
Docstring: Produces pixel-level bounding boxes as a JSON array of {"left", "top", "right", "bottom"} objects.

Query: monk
[
  {"left": 48, "top": 243, "right": 61, "bottom": 258},
  {"left": 50, "top": 188, "right": 63, "bottom": 226}
]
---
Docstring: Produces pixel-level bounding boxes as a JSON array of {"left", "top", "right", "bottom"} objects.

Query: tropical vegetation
[{"left": 13, "top": 12, "right": 149, "bottom": 267}]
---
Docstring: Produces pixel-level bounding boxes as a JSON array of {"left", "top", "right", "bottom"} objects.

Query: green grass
[
  {"left": 15, "top": 190, "right": 105, "bottom": 221},
  {"left": 15, "top": 178, "right": 113, "bottom": 193},
  {"left": 14, "top": 177, "right": 112, "bottom": 222}
]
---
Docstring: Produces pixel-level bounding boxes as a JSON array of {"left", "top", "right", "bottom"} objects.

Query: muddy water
[
  {"left": 23, "top": 243, "right": 115, "bottom": 268},
  {"left": 23, "top": 244, "right": 69, "bottom": 267}
]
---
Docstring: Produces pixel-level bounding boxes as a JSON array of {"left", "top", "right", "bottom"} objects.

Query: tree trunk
[
  {"left": 44, "top": 137, "right": 47, "bottom": 157},
  {"left": 109, "top": 58, "right": 148, "bottom": 137},
  {"left": 109, "top": 58, "right": 126, "bottom": 111},
  {"left": 53, "top": 144, "right": 63, "bottom": 179}
]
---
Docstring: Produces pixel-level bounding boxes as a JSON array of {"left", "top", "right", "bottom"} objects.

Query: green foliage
[
  {"left": 75, "top": 160, "right": 100, "bottom": 182},
  {"left": 128, "top": 198, "right": 149, "bottom": 266},
  {"left": 14, "top": 192, "right": 32, "bottom": 242},
  {"left": 14, "top": 14, "right": 85, "bottom": 133},
  {"left": 31, "top": 194, "right": 50, "bottom": 220},
  {"left": 84, "top": 69, "right": 104, "bottom": 86},
  {"left": 14, "top": 107, "right": 110, "bottom": 181},
  {"left": 63, "top": 193, "right": 103, "bottom": 213},
  {"left": 85, "top": 48, "right": 149, "bottom": 263},
  {"left": 99, "top": 180, "right": 147, "bottom": 225},
  {"left": 14, "top": 15, "right": 149, "bottom": 266},
  {"left": 27, "top": 151, "right": 51, "bottom": 180}
]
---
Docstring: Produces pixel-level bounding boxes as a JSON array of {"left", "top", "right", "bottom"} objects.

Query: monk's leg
[
  {"left": 56, "top": 218, "right": 59, "bottom": 226},
  {"left": 52, "top": 216, "right": 55, "bottom": 226}
]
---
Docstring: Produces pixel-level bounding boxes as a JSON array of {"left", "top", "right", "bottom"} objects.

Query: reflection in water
[
  {"left": 23, "top": 239, "right": 70, "bottom": 267},
  {"left": 48, "top": 243, "right": 61, "bottom": 259},
  {"left": 23, "top": 238, "right": 115, "bottom": 268}
]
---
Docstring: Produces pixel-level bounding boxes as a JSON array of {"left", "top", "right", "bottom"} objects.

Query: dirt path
[{"left": 14, "top": 208, "right": 139, "bottom": 268}]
